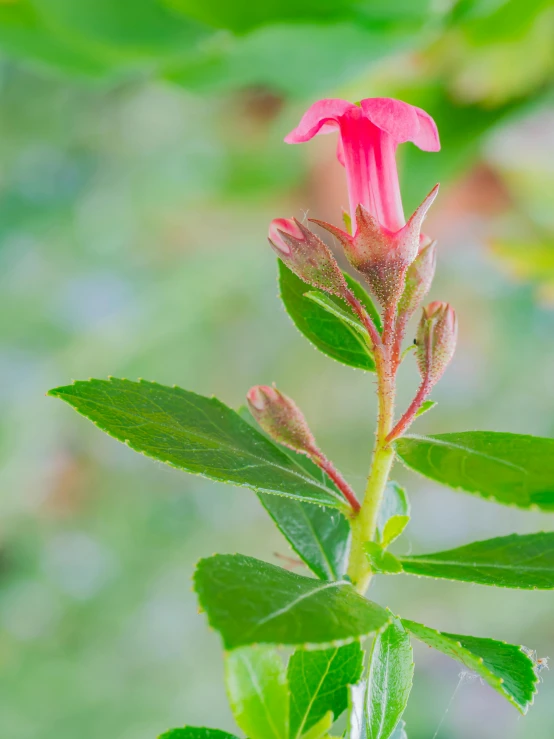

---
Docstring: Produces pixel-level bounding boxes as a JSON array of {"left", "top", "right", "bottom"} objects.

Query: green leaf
[
  {"left": 164, "top": 0, "right": 357, "bottom": 33},
  {"left": 31, "top": 0, "right": 210, "bottom": 64},
  {"left": 399, "top": 532, "right": 554, "bottom": 589},
  {"left": 279, "top": 262, "right": 380, "bottom": 372},
  {"left": 402, "top": 620, "right": 538, "bottom": 714},
  {"left": 158, "top": 729, "right": 240, "bottom": 739},
  {"left": 365, "top": 543, "right": 403, "bottom": 575},
  {"left": 194, "top": 554, "right": 391, "bottom": 650},
  {"left": 225, "top": 646, "right": 289, "bottom": 739},
  {"left": 414, "top": 400, "right": 436, "bottom": 419},
  {"left": 376, "top": 483, "right": 410, "bottom": 548},
  {"left": 239, "top": 406, "right": 351, "bottom": 581},
  {"left": 304, "top": 292, "right": 367, "bottom": 336},
  {"left": 394, "top": 432, "right": 554, "bottom": 511},
  {"left": 366, "top": 617, "right": 414, "bottom": 739},
  {"left": 288, "top": 641, "right": 364, "bottom": 738},
  {"left": 48, "top": 379, "right": 346, "bottom": 509},
  {"left": 0, "top": 1, "right": 113, "bottom": 76},
  {"left": 300, "top": 712, "right": 334, "bottom": 739},
  {"left": 259, "top": 494, "right": 351, "bottom": 580}
]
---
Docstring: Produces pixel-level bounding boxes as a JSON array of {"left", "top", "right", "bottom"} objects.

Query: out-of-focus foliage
[{"left": 1, "top": 1, "right": 554, "bottom": 738}]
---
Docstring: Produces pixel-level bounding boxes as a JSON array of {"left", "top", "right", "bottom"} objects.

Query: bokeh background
[{"left": 1, "top": 1, "right": 554, "bottom": 737}]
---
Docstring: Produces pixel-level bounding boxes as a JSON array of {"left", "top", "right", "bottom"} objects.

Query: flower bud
[
  {"left": 398, "top": 240, "right": 437, "bottom": 320},
  {"left": 415, "top": 301, "right": 457, "bottom": 386},
  {"left": 311, "top": 185, "right": 439, "bottom": 309},
  {"left": 268, "top": 218, "right": 348, "bottom": 297},
  {"left": 246, "top": 385, "right": 316, "bottom": 455}
]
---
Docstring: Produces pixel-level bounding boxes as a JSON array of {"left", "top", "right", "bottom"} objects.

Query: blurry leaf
[
  {"left": 158, "top": 729, "right": 240, "bottom": 739},
  {"left": 288, "top": 641, "right": 364, "bottom": 737},
  {"left": 376, "top": 482, "right": 410, "bottom": 547},
  {"left": 491, "top": 239, "right": 554, "bottom": 304},
  {"left": 436, "top": 0, "right": 554, "bottom": 105},
  {"left": 395, "top": 431, "right": 554, "bottom": 511},
  {"left": 279, "top": 262, "right": 380, "bottom": 371},
  {"left": 402, "top": 620, "right": 538, "bottom": 713},
  {"left": 414, "top": 400, "right": 436, "bottom": 418},
  {"left": 163, "top": 0, "right": 357, "bottom": 33},
  {"left": 399, "top": 532, "right": 554, "bottom": 588},
  {"left": 31, "top": 0, "right": 211, "bottom": 64},
  {"left": 240, "top": 406, "right": 352, "bottom": 581},
  {"left": 49, "top": 378, "right": 347, "bottom": 508},
  {"left": 366, "top": 617, "right": 413, "bottom": 739},
  {"left": 167, "top": 23, "right": 416, "bottom": 98},
  {"left": 0, "top": 1, "right": 113, "bottom": 75},
  {"left": 365, "top": 543, "right": 403, "bottom": 575},
  {"left": 194, "top": 554, "right": 391, "bottom": 649},
  {"left": 225, "top": 646, "right": 289, "bottom": 739}
]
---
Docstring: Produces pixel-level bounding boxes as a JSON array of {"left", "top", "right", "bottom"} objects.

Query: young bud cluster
[
  {"left": 416, "top": 301, "right": 458, "bottom": 386},
  {"left": 311, "top": 185, "right": 439, "bottom": 309},
  {"left": 246, "top": 385, "right": 317, "bottom": 455},
  {"left": 268, "top": 218, "right": 348, "bottom": 298},
  {"left": 398, "top": 240, "right": 437, "bottom": 321}
]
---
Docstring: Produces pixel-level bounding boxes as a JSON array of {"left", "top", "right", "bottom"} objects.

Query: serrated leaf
[
  {"left": 402, "top": 620, "right": 538, "bottom": 714},
  {"left": 48, "top": 379, "right": 346, "bottom": 509},
  {"left": 414, "top": 400, "right": 436, "bottom": 419},
  {"left": 304, "top": 291, "right": 367, "bottom": 335},
  {"left": 158, "top": 729, "right": 240, "bottom": 739},
  {"left": 239, "top": 406, "right": 351, "bottom": 581},
  {"left": 259, "top": 494, "right": 351, "bottom": 580},
  {"left": 399, "top": 532, "right": 554, "bottom": 589},
  {"left": 366, "top": 617, "right": 414, "bottom": 739},
  {"left": 395, "top": 432, "right": 554, "bottom": 511},
  {"left": 225, "top": 646, "right": 288, "bottom": 739},
  {"left": 365, "top": 543, "right": 403, "bottom": 575},
  {"left": 288, "top": 641, "right": 364, "bottom": 738},
  {"left": 279, "top": 261, "right": 380, "bottom": 372},
  {"left": 194, "top": 554, "right": 391, "bottom": 650},
  {"left": 376, "top": 483, "right": 410, "bottom": 548}
]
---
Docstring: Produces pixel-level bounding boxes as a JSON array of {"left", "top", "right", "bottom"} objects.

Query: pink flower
[{"left": 285, "top": 98, "right": 440, "bottom": 233}]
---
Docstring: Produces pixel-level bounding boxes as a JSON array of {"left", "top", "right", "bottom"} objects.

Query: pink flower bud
[
  {"left": 398, "top": 240, "right": 437, "bottom": 320},
  {"left": 415, "top": 302, "right": 457, "bottom": 386},
  {"left": 311, "top": 185, "right": 439, "bottom": 309},
  {"left": 268, "top": 217, "right": 348, "bottom": 297},
  {"left": 246, "top": 385, "right": 317, "bottom": 455}
]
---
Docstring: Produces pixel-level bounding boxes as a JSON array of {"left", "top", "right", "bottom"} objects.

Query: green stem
[{"left": 347, "top": 310, "right": 398, "bottom": 593}]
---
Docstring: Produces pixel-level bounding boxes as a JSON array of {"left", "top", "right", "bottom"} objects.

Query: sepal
[{"left": 268, "top": 218, "right": 348, "bottom": 297}]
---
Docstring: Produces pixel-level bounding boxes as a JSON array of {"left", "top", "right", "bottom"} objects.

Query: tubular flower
[
  {"left": 285, "top": 97, "right": 440, "bottom": 233},
  {"left": 285, "top": 98, "right": 440, "bottom": 307}
]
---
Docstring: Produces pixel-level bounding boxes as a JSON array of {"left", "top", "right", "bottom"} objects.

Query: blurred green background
[{"left": 1, "top": 1, "right": 554, "bottom": 737}]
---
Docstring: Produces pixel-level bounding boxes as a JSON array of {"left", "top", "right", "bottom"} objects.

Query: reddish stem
[
  {"left": 310, "top": 449, "right": 361, "bottom": 513},
  {"left": 392, "top": 312, "right": 409, "bottom": 369},
  {"left": 386, "top": 376, "right": 432, "bottom": 443},
  {"left": 343, "top": 290, "right": 382, "bottom": 351}
]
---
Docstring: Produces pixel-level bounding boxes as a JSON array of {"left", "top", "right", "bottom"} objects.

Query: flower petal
[
  {"left": 284, "top": 98, "right": 355, "bottom": 144},
  {"left": 360, "top": 98, "right": 440, "bottom": 151},
  {"left": 412, "top": 106, "right": 440, "bottom": 151}
]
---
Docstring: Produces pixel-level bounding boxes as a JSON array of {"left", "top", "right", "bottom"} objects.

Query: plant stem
[
  {"left": 310, "top": 449, "right": 361, "bottom": 513},
  {"left": 347, "top": 337, "right": 396, "bottom": 593},
  {"left": 386, "top": 376, "right": 432, "bottom": 443}
]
